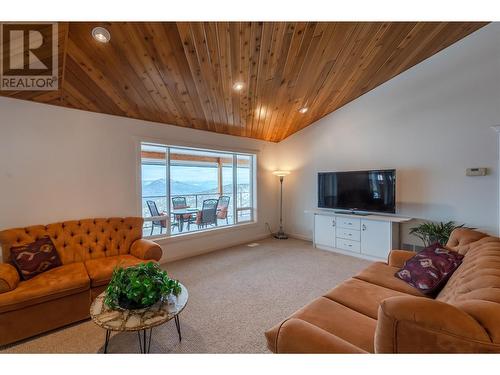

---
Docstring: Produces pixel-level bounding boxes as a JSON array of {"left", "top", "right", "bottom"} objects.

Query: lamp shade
[{"left": 272, "top": 170, "right": 290, "bottom": 177}]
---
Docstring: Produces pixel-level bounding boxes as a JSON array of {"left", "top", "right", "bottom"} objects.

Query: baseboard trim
[
  {"left": 160, "top": 233, "right": 272, "bottom": 264},
  {"left": 287, "top": 233, "right": 312, "bottom": 242},
  {"left": 315, "top": 244, "right": 384, "bottom": 262}
]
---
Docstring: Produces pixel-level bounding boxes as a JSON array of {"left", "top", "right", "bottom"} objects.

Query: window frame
[{"left": 138, "top": 141, "right": 258, "bottom": 240}]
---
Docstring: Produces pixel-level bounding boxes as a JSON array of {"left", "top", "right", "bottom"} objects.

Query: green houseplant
[
  {"left": 409, "top": 221, "right": 466, "bottom": 248},
  {"left": 105, "top": 262, "right": 182, "bottom": 310}
]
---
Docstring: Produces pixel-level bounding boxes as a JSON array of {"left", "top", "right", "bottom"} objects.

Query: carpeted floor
[{"left": 0, "top": 238, "right": 371, "bottom": 354}]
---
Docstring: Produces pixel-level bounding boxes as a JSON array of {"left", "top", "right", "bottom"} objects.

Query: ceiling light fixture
[
  {"left": 92, "top": 27, "right": 111, "bottom": 43},
  {"left": 298, "top": 107, "right": 309, "bottom": 114},
  {"left": 255, "top": 105, "right": 268, "bottom": 119},
  {"left": 233, "top": 82, "right": 244, "bottom": 91}
]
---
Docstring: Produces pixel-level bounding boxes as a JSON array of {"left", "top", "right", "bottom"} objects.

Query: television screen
[{"left": 318, "top": 170, "right": 396, "bottom": 213}]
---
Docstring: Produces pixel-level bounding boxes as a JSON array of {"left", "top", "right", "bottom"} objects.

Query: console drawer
[
  {"left": 336, "top": 238, "right": 361, "bottom": 253},
  {"left": 336, "top": 228, "right": 360, "bottom": 242},
  {"left": 337, "top": 217, "right": 361, "bottom": 230}
]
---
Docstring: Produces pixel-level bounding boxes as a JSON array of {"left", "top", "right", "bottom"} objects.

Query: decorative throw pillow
[
  {"left": 395, "top": 242, "right": 464, "bottom": 296},
  {"left": 10, "top": 236, "right": 62, "bottom": 280}
]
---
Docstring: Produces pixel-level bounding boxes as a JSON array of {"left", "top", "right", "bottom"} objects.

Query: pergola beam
[{"left": 141, "top": 151, "right": 249, "bottom": 165}]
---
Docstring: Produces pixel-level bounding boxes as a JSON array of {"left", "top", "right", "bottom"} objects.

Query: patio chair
[
  {"left": 217, "top": 196, "right": 231, "bottom": 224},
  {"left": 172, "top": 196, "right": 196, "bottom": 231},
  {"left": 146, "top": 200, "right": 169, "bottom": 235},
  {"left": 195, "top": 199, "right": 219, "bottom": 229},
  {"left": 172, "top": 196, "right": 189, "bottom": 209}
]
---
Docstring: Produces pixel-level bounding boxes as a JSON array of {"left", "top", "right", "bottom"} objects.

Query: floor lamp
[{"left": 272, "top": 170, "right": 290, "bottom": 239}]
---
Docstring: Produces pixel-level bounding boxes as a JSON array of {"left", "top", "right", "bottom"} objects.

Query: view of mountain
[{"left": 142, "top": 178, "right": 248, "bottom": 197}]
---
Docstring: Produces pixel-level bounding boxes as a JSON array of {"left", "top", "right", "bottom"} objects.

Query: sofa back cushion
[
  {"left": 436, "top": 229, "right": 500, "bottom": 305},
  {"left": 445, "top": 228, "right": 490, "bottom": 255},
  {"left": 0, "top": 217, "right": 143, "bottom": 265}
]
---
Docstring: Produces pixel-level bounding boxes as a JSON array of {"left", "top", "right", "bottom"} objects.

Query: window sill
[{"left": 148, "top": 221, "right": 259, "bottom": 245}]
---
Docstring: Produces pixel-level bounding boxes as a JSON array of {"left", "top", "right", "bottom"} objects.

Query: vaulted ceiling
[{"left": 1, "top": 22, "right": 487, "bottom": 142}]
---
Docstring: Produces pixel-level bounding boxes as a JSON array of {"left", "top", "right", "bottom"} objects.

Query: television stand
[
  {"left": 311, "top": 210, "right": 411, "bottom": 261},
  {"left": 334, "top": 210, "right": 370, "bottom": 216}
]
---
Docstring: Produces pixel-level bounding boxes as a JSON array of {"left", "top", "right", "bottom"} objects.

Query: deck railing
[
  {"left": 142, "top": 192, "right": 250, "bottom": 223},
  {"left": 141, "top": 192, "right": 250, "bottom": 217}
]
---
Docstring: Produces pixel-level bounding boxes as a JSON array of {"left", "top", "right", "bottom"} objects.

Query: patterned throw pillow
[
  {"left": 10, "top": 236, "right": 62, "bottom": 280},
  {"left": 395, "top": 243, "right": 464, "bottom": 296}
]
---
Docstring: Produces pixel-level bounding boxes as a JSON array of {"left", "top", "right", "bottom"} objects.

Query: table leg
[
  {"left": 137, "top": 330, "right": 142, "bottom": 353},
  {"left": 147, "top": 328, "right": 153, "bottom": 353},
  {"left": 104, "top": 330, "right": 110, "bottom": 353},
  {"left": 137, "top": 328, "right": 153, "bottom": 353},
  {"left": 174, "top": 315, "right": 182, "bottom": 342}
]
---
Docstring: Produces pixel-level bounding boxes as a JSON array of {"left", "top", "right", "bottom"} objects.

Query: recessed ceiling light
[
  {"left": 92, "top": 27, "right": 111, "bottom": 43},
  {"left": 298, "top": 107, "right": 308, "bottom": 114},
  {"left": 255, "top": 105, "right": 268, "bottom": 119},
  {"left": 233, "top": 82, "right": 244, "bottom": 91}
]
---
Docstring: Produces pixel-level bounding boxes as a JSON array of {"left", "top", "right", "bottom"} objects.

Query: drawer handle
[
  {"left": 332, "top": 220, "right": 336, "bottom": 227},
  {"left": 348, "top": 244, "right": 352, "bottom": 247},
  {"left": 362, "top": 224, "right": 367, "bottom": 231}
]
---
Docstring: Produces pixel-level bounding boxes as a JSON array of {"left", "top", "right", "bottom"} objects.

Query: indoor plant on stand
[{"left": 104, "top": 262, "right": 182, "bottom": 310}]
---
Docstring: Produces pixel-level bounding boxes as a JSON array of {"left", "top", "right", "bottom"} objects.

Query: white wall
[
  {"left": 0, "top": 98, "right": 280, "bottom": 262},
  {"left": 277, "top": 23, "right": 500, "bottom": 245}
]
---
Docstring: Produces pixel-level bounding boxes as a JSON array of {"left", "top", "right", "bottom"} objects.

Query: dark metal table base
[{"left": 103, "top": 315, "right": 182, "bottom": 354}]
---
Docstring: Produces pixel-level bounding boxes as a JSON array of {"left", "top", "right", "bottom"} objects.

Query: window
[{"left": 140, "top": 143, "right": 256, "bottom": 238}]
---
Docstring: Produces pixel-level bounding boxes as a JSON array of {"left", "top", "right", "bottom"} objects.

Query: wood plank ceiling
[{"left": 1, "top": 22, "right": 487, "bottom": 142}]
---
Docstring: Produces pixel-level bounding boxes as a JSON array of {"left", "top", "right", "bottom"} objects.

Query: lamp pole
[{"left": 273, "top": 171, "right": 289, "bottom": 239}]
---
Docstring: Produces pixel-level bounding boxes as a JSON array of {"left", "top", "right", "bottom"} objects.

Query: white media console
[{"left": 310, "top": 210, "right": 411, "bottom": 261}]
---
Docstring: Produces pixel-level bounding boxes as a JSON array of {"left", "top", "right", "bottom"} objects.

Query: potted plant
[
  {"left": 409, "top": 221, "right": 467, "bottom": 248},
  {"left": 104, "top": 262, "right": 182, "bottom": 310}
]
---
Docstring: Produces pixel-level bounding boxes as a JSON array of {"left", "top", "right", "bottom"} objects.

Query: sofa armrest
[
  {"left": 130, "top": 239, "right": 162, "bottom": 261},
  {"left": 375, "top": 296, "right": 493, "bottom": 353},
  {"left": 387, "top": 249, "right": 415, "bottom": 268},
  {"left": 0, "top": 263, "right": 20, "bottom": 294}
]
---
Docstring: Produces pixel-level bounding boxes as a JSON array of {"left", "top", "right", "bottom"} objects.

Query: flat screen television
[{"left": 318, "top": 169, "right": 396, "bottom": 214}]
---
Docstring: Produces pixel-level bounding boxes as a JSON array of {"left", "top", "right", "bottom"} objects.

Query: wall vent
[{"left": 401, "top": 243, "right": 424, "bottom": 252}]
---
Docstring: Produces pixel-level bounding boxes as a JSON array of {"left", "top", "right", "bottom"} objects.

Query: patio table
[{"left": 171, "top": 208, "right": 199, "bottom": 232}]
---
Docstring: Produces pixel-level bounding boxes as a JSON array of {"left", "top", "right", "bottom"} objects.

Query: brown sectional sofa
[
  {"left": 265, "top": 228, "right": 500, "bottom": 353},
  {"left": 0, "top": 217, "right": 162, "bottom": 346}
]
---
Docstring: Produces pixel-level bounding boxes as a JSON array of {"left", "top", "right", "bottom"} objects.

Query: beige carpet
[{"left": 0, "top": 238, "right": 371, "bottom": 353}]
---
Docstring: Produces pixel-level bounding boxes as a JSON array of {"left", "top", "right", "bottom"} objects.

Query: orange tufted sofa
[
  {"left": 265, "top": 228, "right": 500, "bottom": 353},
  {"left": 0, "top": 217, "right": 162, "bottom": 346}
]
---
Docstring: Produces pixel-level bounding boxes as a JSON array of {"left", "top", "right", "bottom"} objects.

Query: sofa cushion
[
  {"left": 84, "top": 255, "right": 149, "bottom": 287},
  {"left": 10, "top": 236, "right": 62, "bottom": 280},
  {"left": 354, "top": 262, "right": 427, "bottom": 297},
  {"left": 0, "top": 263, "right": 90, "bottom": 313},
  {"left": 275, "top": 296, "right": 377, "bottom": 352},
  {"left": 324, "top": 278, "right": 412, "bottom": 319},
  {"left": 270, "top": 318, "right": 367, "bottom": 353},
  {"left": 395, "top": 245, "right": 463, "bottom": 296}
]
